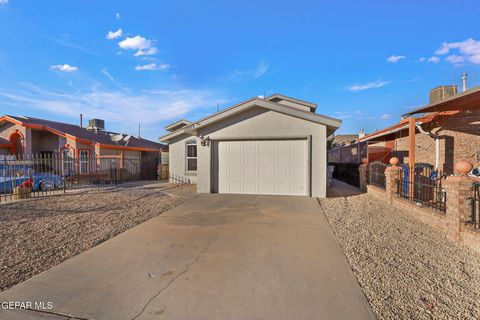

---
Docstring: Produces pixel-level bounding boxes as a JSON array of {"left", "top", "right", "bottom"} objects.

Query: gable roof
[
  {"left": 164, "top": 119, "right": 192, "bottom": 132},
  {"left": 160, "top": 97, "right": 341, "bottom": 142},
  {"left": 1, "top": 115, "right": 166, "bottom": 152},
  {"left": 266, "top": 94, "right": 317, "bottom": 112}
]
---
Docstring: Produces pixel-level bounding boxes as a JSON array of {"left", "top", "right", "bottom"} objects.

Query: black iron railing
[
  {"left": 1, "top": 152, "right": 160, "bottom": 203},
  {"left": 369, "top": 162, "right": 387, "bottom": 189},
  {"left": 397, "top": 166, "right": 446, "bottom": 213},
  {"left": 471, "top": 183, "right": 480, "bottom": 229}
]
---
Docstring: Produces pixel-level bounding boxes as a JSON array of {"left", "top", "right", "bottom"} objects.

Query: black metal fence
[
  {"left": 369, "top": 162, "right": 386, "bottom": 189},
  {"left": 471, "top": 183, "right": 480, "bottom": 229},
  {"left": 397, "top": 165, "right": 446, "bottom": 213},
  {"left": 330, "top": 163, "right": 360, "bottom": 188},
  {"left": 1, "top": 152, "right": 160, "bottom": 203}
]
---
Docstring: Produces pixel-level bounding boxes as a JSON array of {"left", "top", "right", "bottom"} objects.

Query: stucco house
[
  {"left": 160, "top": 94, "right": 341, "bottom": 197},
  {"left": 0, "top": 115, "right": 167, "bottom": 179}
]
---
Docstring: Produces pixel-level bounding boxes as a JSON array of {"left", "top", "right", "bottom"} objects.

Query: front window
[
  {"left": 186, "top": 140, "right": 197, "bottom": 172},
  {"left": 79, "top": 150, "right": 90, "bottom": 174},
  {"left": 62, "top": 149, "right": 74, "bottom": 176}
]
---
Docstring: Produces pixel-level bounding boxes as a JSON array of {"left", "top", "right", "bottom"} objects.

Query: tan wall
[{"left": 31, "top": 130, "right": 61, "bottom": 153}]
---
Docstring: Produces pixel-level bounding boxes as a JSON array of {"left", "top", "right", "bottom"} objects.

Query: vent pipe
[
  {"left": 80, "top": 114, "right": 83, "bottom": 128},
  {"left": 461, "top": 73, "right": 468, "bottom": 92}
]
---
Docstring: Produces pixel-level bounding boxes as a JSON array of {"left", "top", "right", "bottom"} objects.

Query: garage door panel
[{"left": 217, "top": 140, "right": 308, "bottom": 196}]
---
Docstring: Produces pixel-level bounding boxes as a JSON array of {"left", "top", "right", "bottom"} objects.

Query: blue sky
[{"left": 0, "top": 0, "right": 479, "bottom": 141}]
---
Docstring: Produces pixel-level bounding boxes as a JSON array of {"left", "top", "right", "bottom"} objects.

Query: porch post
[
  {"left": 358, "top": 157, "right": 368, "bottom": 193},
  {"left": 408, "top": 117, "right": 416, "bottom": 199}
]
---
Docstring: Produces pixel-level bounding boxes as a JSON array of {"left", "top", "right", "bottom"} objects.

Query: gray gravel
[
  {"left": 319, "top": 193, "right": 480, "bottom": 320},
  {"left": 0, "top": 183, "right": 196, "bottom": 292}
]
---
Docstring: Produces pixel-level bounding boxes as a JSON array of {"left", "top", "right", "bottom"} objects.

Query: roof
[
  {"left": 330, "top": 134, "right": 359, "bottom": 146},
  {"left": 358, "top": 111, "right": 459, "bottom": 142},
  {"left": 160, "top": 96, "right": 341, "bottom": 142},
  {"left": 1, "top": 115, "right": 166, "bottom": 152},
  {"left": 164, "top": 119, "right": 192, "bottom": 132},
  {"left": 265, "top": 94, "right": 317, "bottom": 112},
  {"left": 403, "top": 85, "right": 480, "bottom": 117}
]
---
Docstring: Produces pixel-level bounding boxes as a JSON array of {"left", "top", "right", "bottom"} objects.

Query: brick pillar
[
  {"left": 359, "top": 164, "right": 368, "bottom": 192},
  {"left": 385, "top": 165, "right": 402, "bottom": 203},
  {"left": 444, "top": 176, "right": 475, "bottom": 241}
]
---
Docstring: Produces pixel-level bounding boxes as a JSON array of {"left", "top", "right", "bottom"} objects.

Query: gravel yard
[
  {"left": 319, "top": 193, "right": 480, "bottom": 320},
  {"left": 0, "top": 183, "right": 196, "bottom": 292}
]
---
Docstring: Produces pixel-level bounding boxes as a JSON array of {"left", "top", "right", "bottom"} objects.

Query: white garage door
[{"left": 217, "top": 140, "right": 308, "bottom": 196}]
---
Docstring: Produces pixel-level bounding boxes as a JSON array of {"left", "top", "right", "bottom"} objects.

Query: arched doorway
[{"left": 9, "top": 132, "right": 24, "bottom": 156}]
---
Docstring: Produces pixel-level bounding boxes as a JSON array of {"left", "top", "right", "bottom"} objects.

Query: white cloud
[
  {"left": 380, "top": 114, "right": 391, "bottom": 120},
  {"left": 116, "top": 13, "right": 121, "bottom": 20},
  {"left": 0, "top": 0, "right": 9, "bottom": 4},
  {"left": 349, "top": 80, "right": 389, "bottom": 92},
  {"left": 0, "top": 85, "right": 220, "bottom": 140},
  {"left": 386, "top": 55, "right": 406, "bottom": 63},
  {"left": 434, "top": 38, "right": 480, "bottom": 65},
  {"left": 134, "top": 47, "right": 159, "bottom": 56},
  {"left": 135, "top": 63, "right": 170, "bottom": 71},
  {"left": 427, "top": 56, "right": 440, "bottom": 64},
  {"left": 106, "top": 28, "right": 123, "bottom": 40},
  {"left": 50, "top": 64, "right": 78, "bottom": 72},
  {"left": 445, "top": 54, "right": 466, "bottom": 66},
  {"left": 230, "top": 61, "right": 268, "bottom": 81},
  {"left": 419, "top": 57, "right": 426, "bottom": 62}
]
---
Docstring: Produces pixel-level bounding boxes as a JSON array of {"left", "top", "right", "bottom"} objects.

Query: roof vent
[
  {"left": 87, "top": 119, "right": 105, "bottom": 132},
  {"left": 429, "top": 85, "right": 457, "bottom": 104}
]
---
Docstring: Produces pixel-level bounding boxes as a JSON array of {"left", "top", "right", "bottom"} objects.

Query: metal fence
[
  {"left": 397, "top": 165, "right": 446, "bottom": 213},
  {"left": 471, "top": 183, "right": 480, "bottom": 229},
  {"left": 369, "top": 162, "right": 386, "bottom": 189},
  {"left": 1, "top": 152, "right": 160, "bottom": 203}
]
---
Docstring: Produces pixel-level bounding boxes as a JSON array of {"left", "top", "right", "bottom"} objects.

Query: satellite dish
[
  {"left": 123, "top": 135, "right": 131, "bottom": 146},
  {"left": 110, "top": 134, "right": 124, "bottom": 142}
]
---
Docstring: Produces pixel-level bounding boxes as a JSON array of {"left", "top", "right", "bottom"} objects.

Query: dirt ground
[
  {"left": 320, "top": 192, "right": 480, "bottom": 320},
  {"left": 0, "top": 182, "right": 196, "bottom": 292}
]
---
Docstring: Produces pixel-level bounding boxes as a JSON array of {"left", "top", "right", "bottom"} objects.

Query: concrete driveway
[{"left": 0, "top": 194, "right": 374, "bottom": 320}]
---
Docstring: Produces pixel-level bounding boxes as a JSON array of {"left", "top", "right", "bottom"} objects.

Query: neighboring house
[
  {"left": 0, "top": 115, "right": 167, "bottom": 177},
  {"left": 328, "top": 133, "right": 360, "bottom": 149},
  {"left": 160, "top": 94, "right": 341, "bottom": 197},
  {"left": 327, "top": 84, "right": 480, "bottom": 173}
]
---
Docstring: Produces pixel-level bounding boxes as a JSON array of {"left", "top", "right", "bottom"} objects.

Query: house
[
  {"left": 327, "top": 83, "right": 480, "bottom": 174},
  {"left": 160, "top": 94, "right": 342, "bottom": 197},
  {"left": 0, "top": 115, "right": 167, "bottom": 179}
]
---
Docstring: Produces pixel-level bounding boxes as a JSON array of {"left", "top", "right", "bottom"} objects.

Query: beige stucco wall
[
  {"left": 0, "top": 123, "right": 31, "bottom": 155},
  {"left": 167, "top": 134, "right": 199, "bottom": 184},
  {"left": 167, "top": 107, "right": 328, "bottom": 197},
  {"left": 31, "top": 130, "right": 61, "bottom": 153}
]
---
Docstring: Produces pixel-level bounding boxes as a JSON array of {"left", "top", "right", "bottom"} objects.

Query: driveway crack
[{"left": 130, "top": 219, "right": 225, "bottom": 320}]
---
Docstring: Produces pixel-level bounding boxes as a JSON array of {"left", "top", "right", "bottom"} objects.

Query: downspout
[{"left": 416, "top": 123, "right": 440, "bottom": 170}]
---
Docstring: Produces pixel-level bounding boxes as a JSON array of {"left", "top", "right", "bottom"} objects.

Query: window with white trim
[
  {"left": 79, "top": 150, "right": 90, "bottom": 174},
  {"left": 62, "top": 148, "right": 74, "bottom": 176},
  {"left": 186, "top": 140, "right": 197, "bottom": 172}
]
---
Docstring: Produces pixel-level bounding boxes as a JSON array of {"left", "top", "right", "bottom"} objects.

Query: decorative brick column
[
  {"left": 385, "top": 157, "right": 402, "bottom": 203},
  {"left": 358, "top": 158, "right": 368, "bottom": 192},
  {"left": 444, "top": 160, "right": 475, "bottom": 241}
]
